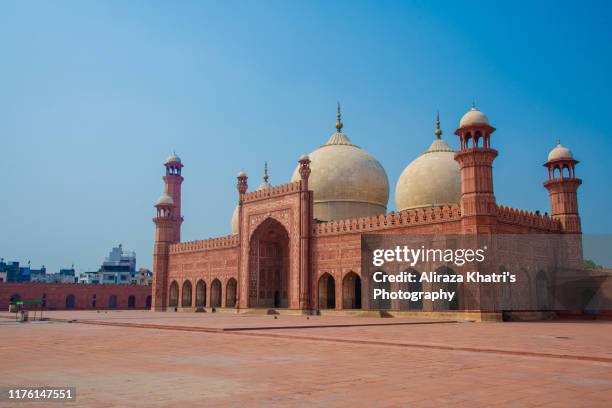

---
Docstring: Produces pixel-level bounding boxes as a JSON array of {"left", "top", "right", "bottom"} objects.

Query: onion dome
[
  {"left": 165, "top": 152, "right": 181, "bottom": 164},
  {"left": 547, "top": 141, "right": 573, "bottom": 161},
  {"left": 395, "top": 113, "right": 461, "bottom": 211},
  {"left": 257, "top": 161, "right": 273, "bottom": 190},
  {"left": 156, "top": 194, "right": 174, "bottom": 206},
  {"left": 290, "top": 104, "right": 389, "bottom": 221},
  {"left": 459, "top": 103, "right": 490, "bottom": 127}
]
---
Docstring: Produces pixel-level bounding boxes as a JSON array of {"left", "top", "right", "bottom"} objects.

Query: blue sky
[{"left": 1, "top": 0, "right": 611, "bottom": 272}]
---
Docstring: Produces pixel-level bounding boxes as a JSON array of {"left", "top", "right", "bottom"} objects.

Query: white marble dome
[
  {"left": 547, "top": 143, "right": 573, "bottom": 161},
  {"left": 395, "top": 137, "right": 461, "bottom": 211},
  {"left": 156, "top": 194, "right": 174, "bottom": 206},
  {"left": 290, "top": 130, "right": 389, "bottom": 222},
  {"left": 165, "top": 152, "right": 181, "bottom": 164},
  {"left": 459, "top": 106, "right": 490, "bottom": 128}
]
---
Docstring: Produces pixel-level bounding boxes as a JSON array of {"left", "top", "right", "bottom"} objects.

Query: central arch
[
  {"left": 248, "top": 217, "right": 290, "bottom": 308},
  {"left": 318, "top": 273, "right": 336, "bottom": 309}
]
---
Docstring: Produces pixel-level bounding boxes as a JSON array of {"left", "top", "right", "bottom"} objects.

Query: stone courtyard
[{"left": 0, "top": 311, "right": 611, "bottom": 407}]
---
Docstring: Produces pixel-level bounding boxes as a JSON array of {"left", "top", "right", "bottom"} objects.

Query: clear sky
[{"left": 1, "top": 0, "right": 611, "bottom": 272}]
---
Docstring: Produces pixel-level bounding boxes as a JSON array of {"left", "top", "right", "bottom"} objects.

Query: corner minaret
[
  {"left": 543, "top": 142, "right": 582, "bottom": 233},
  {"left": 152, "top": 153, "right": 183, "bottom": 311},
  {"left": 152, "top": 192, "right": 175, "bottom": 311},
  {"left": 163, "top": 152, "right": 184, "bottom": 242},
  {"left": 454, "top": 104, "right": 498, "bottom": 233}
]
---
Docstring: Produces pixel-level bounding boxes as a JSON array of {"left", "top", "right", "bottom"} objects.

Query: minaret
[
  {"left": 151, "top": 153, "right": 183, "bottom": 311},
  {"left": 543, "top": 142, "right": 582, "bottom": 233},
  {"left": 152, "top": 193, "right": 176, "bottom": 311},
  {"left": 164, "top": 152, "right": 184, "bottom": 242},
  {"left": 454, "top": 104, "right": 498, "bottom": 233}
]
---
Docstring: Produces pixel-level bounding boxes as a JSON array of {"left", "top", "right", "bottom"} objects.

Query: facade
[{"left": 151, "top": 105, "right": 585, "bottom": 315}]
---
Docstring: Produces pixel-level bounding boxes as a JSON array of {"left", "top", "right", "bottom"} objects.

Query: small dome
[
  {"left": 548, "top": 143, "right": 573, "bottom": 161},
  {"left": 257, "top": 181, "right": 272, "bottom": 190},
  {"left": 237, "top": 170, "right": 247, "bottom": 178},
  {"left": 290, "top": 129, "right": 389, "bottom": 222},
  {"left": 165, "top": 152, "right": 181, "bottom": 164},
  {"left": 231, "top": 206, "right": 239, "bottom": 235},
  {"left": 395, "top": 137, "right": 461, "bottom": 211},
  {"left": 299, "top": 154, "right": 310, "bottom": 162},
  {"left": 459, "top": 106, "right": 489, "bottom": 128},
  {"left": 156, "top": 194, "right": 174, "bottom": 206}
]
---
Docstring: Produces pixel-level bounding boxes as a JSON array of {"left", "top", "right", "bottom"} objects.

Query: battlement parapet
[
  {"left": 497, "top": 205, "right": 561, "bottom": 231},
  {"left": 243, "top": 181, "right": 302, "bottom": 202},
  {"left": 169, "top": 235, "right": 239, "bottom": 254},
  {"left": 313, "top": 204, "right": 462, "bottom": 236}
]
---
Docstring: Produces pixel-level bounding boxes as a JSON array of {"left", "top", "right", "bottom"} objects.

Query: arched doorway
[
  {"left": 169, "top": 281, "right": 179, "bottom": 307},
  {"left": 181, "top": 280, "right": 192, "bottom": 307},
  {"left": 92, "top": 294, "right": 97, "bottom": 308},
  {"left": 128, "top": 295, "right": 136, "bottom": 308},
  {"left": 211, "top": 279, "right": 222, "bottom": 307},
  {"left": 109, "top": 295, "right": 117, "bottom": 309},
  {"left": 195, "top": 280, "right": 206, "bottom": 308},
  {"left": 433, "top": 266, "right": 459, "bottom": 311},
  {"left": 146, "top": 295, "right": 152, "bottom": 309},
  {"left": 9, "top": 294, "right": 21, "bottom": 303},
  {"left": 318, "top": 273, "right": 336, "bottom": 309},
  {"left": 248, "top": 217, "right": 290, "bottom": 308},
  {"left": 342, "top": 272, "right": 362, "bottom": 309},
  {"left": 65, "top": 294, "right": 76, "bottom": 309},
  {"left": 226, "top": 278, "right": 237, "bottom": 307}
]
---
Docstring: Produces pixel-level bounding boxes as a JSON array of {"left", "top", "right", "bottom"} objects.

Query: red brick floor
[{"left": 0, "top": 311, "right": 611, "bottom": 407}]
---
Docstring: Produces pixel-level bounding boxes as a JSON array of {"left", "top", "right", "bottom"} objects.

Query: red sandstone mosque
[{"left": 151, "top": 104, "right": 585, "bottom": 315}]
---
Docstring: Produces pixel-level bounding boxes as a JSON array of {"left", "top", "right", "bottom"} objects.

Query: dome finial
[
  {"left": 471, "top": 100, "right": 477, "bottom": 110},
  {"left": 336, "top": 101, "right": 343, "bottom": 131},
  {"left": 263, "top": 161, "right": 269, "bottom": 183},
  {"left": 557, "top": 138, "right": 561, "bottom": 145},
  {"left": 434, "top": 111, "right": 442, "bottom": 138}
]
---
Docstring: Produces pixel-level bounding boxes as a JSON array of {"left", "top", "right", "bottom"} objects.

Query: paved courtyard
[{"left": 0, "top": 311, "right": 611, "bottom": 407}]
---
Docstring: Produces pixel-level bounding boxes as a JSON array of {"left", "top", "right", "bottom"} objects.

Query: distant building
[
  {"left": 77, "top": 245, "right": 150, "bottom": 285},
  {"left": 0, "top": 258, "right": 22, "bottom": 282}
]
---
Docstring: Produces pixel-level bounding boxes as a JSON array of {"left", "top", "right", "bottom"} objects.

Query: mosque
[{"left": 151, "top": 104, "right": 586, "bottom": 317}]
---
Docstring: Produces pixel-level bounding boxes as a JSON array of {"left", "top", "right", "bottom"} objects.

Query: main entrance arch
[{"left": 248, "top": 217, "right": 290, "bottom": 308}]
